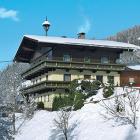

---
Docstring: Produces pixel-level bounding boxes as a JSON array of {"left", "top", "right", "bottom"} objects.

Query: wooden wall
[{"left": 120, "top": 70, "right": 140, "bottom": 86}]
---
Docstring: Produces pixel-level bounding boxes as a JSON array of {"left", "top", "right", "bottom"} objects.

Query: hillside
[
  {"left": 107, "top": 25, "right": 140, "bottom": 46},
  {"left": 15, "top": 88, "right": 140, "bottom": 140}
]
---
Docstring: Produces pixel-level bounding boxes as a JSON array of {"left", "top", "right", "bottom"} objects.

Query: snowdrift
[{"left": 15, "top": 87, "right": 140, "bottom": 140}]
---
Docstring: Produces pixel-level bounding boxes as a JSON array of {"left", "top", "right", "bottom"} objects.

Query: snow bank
[
  {"left": 15, "top": 87, "right": 140, "bottom": 140},
  {"left": 15, "top": 111, "right": 56, "bottom": 140}
]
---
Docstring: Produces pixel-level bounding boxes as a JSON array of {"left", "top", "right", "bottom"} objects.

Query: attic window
[
  {"left": 63, "top": 54, "right": 71, "bottom": 62},
  {"left": 101, "top": 56, "right": 109, "bottom": 64},
  {"left": 84, "top": 57, "right": 91, "bottom": 63}
]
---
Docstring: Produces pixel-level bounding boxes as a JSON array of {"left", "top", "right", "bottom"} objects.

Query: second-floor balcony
[
  {"left": 22, "top": 57, "right": 126, "bottom": 79},
  {"left": 22, "top": 80, "right": 70, "bottom": 94}
]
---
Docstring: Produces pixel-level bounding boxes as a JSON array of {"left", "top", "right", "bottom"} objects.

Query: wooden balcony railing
[
  {"left": 22, "top": 57, "right": 125, "bottom": 79},
  {"left": 22, "top": 80, "right": 70, "bottom": 94}
]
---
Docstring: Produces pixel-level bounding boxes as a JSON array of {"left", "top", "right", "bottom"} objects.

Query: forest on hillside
[{"left": 107, "top": 25, "right": 140, "bottom": 46}]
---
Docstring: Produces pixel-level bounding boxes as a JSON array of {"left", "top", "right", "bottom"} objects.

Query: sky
[{"left": 0, "top": 0, "right": 140, "bottom": 70}]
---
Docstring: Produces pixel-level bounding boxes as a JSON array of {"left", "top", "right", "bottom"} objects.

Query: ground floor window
[
  {"left": 84, "top": 75, "right": 91, "bottom": 79},
  {"left": 107, "top": 76, "right": 114, "bottom": 84},
  {"left": 129, "top": 77, "right": 135, "bottom": 83},
  {"left": 96, "top": 75, "right": 103, "bottom": 83},
  {"left": 64, "top": 74, "right": 71, "bottom": 81},
  {"left": 47, "top": 95, "right": 50, "bottom": 102}
]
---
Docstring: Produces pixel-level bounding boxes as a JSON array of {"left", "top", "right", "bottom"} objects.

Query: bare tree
[
  {"left": 54, "top": 109, "right": 71, "bottom": 140},
  {"left": 100, "top": 88, "right": 140, "bottom": 129},
  {"left": 107, "top": 25, "right": 140, "bottom": 46},
  {"left": 0, "top": 62, "right": 29, "bottom": 138},
  {"left": 22, "top": 95, "right": 37, "bottom": 119}
]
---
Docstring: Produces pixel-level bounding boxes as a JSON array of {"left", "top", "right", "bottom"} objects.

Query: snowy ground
[{"left": 15, "top": 87, "right": 140, "bottom": 140}]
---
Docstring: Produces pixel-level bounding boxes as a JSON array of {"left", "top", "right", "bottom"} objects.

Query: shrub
[
  {"left": 52, "top": 95, "right": 72, "bottom": 111},
  {"left": 52, "top": 79, "right": 102, "bottom": 111},
  {"left": 103, "top": 78, "right": 114, "bottom": 98},
  {"left": 73, "top": 93, "right": 85, "bottom": 110},
  {"left": 81, "top": 80, "right": 102, "bottom": 97},
  {"left": 103, "top": 86, "right": 114, "bottom": 98},
  {"left": 37, "top": 102, "right": 44, "bottom": 109},
  {"left": 52, "top": 92, "right": 85, "bottom": 111}
]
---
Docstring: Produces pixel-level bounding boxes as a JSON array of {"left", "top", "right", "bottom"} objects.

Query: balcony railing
[
  {"left": 22, "top": 80, "right": 70, "bottom": 94},
  {"left": 22, "top": 57, "right": 125, "bottom": 79}
]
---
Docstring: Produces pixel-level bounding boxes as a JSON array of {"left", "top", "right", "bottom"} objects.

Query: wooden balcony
[
  {"left": 22, "top": 80, "right": 70, "bottom": 94},
  {"left": 22, "top": 57, "right": 126, "bottom": 79}
]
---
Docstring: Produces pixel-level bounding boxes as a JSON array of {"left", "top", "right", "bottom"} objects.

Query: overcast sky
[{"left": 0, "top": 0, "right": 140, "bottom": 69}]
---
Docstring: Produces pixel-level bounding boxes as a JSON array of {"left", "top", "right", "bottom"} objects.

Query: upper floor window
[
  {"left": 101, "top": 56, "right": 109, "bottom": 64},
  {"left": 84, "top": 57, "right": 91, "bottom": 63},
  {"left": 63, "top": 54, "right": 71, "bottom": 62},
  {"left": 64, "top": 74, "right": 71, "bottom": 81}
]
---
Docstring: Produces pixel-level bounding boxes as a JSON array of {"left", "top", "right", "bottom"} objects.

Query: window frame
[
  {"left": 64, "top": 74, "right": 71, "bottom": 81},
  {"left": 84, "top": 57, "right": 91, "bottom": 63},
  {"left": 84, "top": 75, "right": 91, "bottom": 79},
  {"left": 101, "top": 56, "right": 109, "bottom": 64},
  {"left": 96, "top": 75, "right": 103, "bottom": 83},
  {"left": 63, "top": 54, "right": 71, "bottom": 62}
]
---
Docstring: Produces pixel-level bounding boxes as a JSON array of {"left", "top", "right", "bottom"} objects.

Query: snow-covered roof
[
  {"left": 127, "top": 65, "right": 140, "bottom": 70},
  {"left": 24, "top": 35, "right": 140, "bottom": 50}
]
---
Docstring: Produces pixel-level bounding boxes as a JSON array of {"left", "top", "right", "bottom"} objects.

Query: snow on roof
[
  {"left": 24, "top": 35, "right": 140, "bottom": 50},
  {"left": 42, "top": 20, "right": 51, "bottom": 26},
  {"left": 127, "top": 65, "right": 140, "bottom": 70}
]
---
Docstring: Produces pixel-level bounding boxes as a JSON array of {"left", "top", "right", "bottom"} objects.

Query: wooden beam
[
  {"left": 18, "top": 57, "right": 29, "bottom": 61},
  {"left": 22, "top": 46, "right": 35, "bottom": 52}
]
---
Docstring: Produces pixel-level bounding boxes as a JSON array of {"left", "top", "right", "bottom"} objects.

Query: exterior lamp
[{"left": 42, "top": 17, "right": 51, "bottom": 36}]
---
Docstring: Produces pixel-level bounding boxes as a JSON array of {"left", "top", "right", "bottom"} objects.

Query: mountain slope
[{"left": 107, "top": 25, "right": 140, "bottom": 46}]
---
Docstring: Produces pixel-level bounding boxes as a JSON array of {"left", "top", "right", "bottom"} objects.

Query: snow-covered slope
[{"left": 15, "top": 88, "right": 140, "bottom": 140}]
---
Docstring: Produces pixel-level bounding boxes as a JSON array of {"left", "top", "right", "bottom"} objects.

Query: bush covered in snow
[
  {"left": 37, "top": 102, "right": 44, "bottom": 110},
  {"left": 103, "top": 77, "right": 114, "bottom": 98},
  {"left": 52, "top": 79, "right": 102, "bottom": 111}
]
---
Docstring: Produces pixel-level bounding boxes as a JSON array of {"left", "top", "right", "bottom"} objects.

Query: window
[
  {"left": 101, "top": 56, "right": 109, "bottom": 64},
  {"left": 46, "top": 75, "right": 48, "bottom": 80},
  {"left": 84, "top": 57, "right": 91, "bottom": 63},
  {"left": 47, "top": 95, "right": 50, "bottom": 102},
  {"left": 84, "top": 75, "right": 91, "bottom": 79},
  {"left": 64, "top": 74, "right": 71, "bottom": 81},
  {"left": 63, "top": 54, "right": 71, "bottom": 62},
  {"left": 129, "top": 78, "right": 135, "bottom": 83},
  {"left": 96, "top": 75, "right": 103, "bottom": 83},
  {"left": 108, "top": 76, "right": 114, "bottom": 84}
]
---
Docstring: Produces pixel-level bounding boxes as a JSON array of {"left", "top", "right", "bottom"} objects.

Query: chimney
[{"left": 77, "top": 32, "right": 85, "bottom": 39}]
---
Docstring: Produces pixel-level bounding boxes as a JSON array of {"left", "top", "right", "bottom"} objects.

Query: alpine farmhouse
[{"left": 14, "top": 31, "right": 139, "bottom": 110}]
